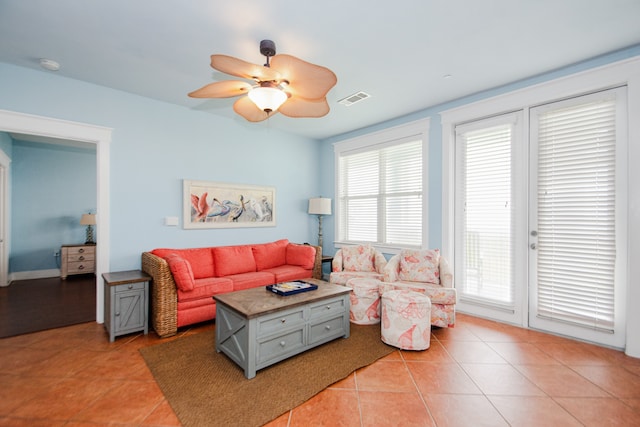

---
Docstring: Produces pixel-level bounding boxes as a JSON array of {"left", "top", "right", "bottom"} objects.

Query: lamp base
[
  {"left": 85, "top": 225, "right": 95, "bottom": 244},
  {"left": 317, "top": 215, "right": 324, "bottom": 250}
]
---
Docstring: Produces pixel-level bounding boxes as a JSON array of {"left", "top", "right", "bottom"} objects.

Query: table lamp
[{"left": 80, "top": 213, "right": 96, "bottom": 244}]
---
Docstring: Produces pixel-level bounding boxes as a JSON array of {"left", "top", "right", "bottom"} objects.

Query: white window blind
[
  {"left": 455, "top": 118, "right": 515, "bottom": 306},
  {"left": 337, "top": 139, "right": 422, "bottom": 247},
  {"left": 534, "top": 96, "right": 617, "bottom": 331}
]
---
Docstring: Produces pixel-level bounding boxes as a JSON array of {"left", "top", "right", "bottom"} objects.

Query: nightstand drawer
[
  {"left": 114, "top": 281, "right": 146, "bottom": 293},
  {"left": 67, "top": 253, "right": 95, "bottom": 263},
  {"left": 66, "top": 246, "right": 95, "bottom": 256},
  {"left": 67, "top": 261, "right": 95, "bottom": 274}
]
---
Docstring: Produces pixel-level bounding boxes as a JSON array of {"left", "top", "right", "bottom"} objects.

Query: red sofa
[{"left": 141, "top": 239, "right": 322, "bottom": 337}]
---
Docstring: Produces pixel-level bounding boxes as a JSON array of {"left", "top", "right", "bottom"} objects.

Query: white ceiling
[{"left": 1, "top": 0, "right": 639, "bottom": 141}]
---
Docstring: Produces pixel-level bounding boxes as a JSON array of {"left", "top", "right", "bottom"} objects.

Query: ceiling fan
[{"left": 188, "top": 40, "right": 337, "bottom": 122}]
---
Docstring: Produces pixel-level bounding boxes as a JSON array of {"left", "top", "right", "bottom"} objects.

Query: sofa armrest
[
  {"left": 439, "top": 256, "right": 454, "bottom": 288},
  {"left": 310, "top": 244, "right": 323, "bottom": 280},
  {"left": 374, "top": 251, "right": 388, "bottom": 274},
  {"left": 141, "top": 252, "right": 178, "bottom": 338},
  {"left": 332, "top": 249, "right": 344, "bottom": 272},
  {"left": 383, "top": 254, "right": 400, "bottom": 282}
]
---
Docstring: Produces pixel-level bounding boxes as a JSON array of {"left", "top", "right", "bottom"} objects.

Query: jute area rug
[{"left": 140, "top": 324, "right": 394, "bottom": 427}]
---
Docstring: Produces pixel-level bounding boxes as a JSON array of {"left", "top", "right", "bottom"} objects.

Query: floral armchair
[
  {"left": 382, "top": 248, "right": 457, "bottom": 328},
  {"left": 329, "top": 245, "right": 388, "bottom": 286}
]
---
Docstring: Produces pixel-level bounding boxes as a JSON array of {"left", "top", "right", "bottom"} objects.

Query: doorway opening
[{"left": 0, "top": 109, "right": 111, "bottom": 324}]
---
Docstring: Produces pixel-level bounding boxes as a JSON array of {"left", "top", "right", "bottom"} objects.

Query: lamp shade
[
  {"left": 248, "top": 86, "right": 287, "bottom": 113},
  {"left": 80, "top": 213, "right": 96, "bottom": 225},
  {"left": 308, "top": 198, "right": 332, "bottom": 215}
]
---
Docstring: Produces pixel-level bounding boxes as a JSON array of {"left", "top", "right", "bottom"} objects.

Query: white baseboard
[{"left": 9, "top": 269, "right": 61, "bottom": 283}]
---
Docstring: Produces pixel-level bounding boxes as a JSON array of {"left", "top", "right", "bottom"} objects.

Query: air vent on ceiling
[{"left": 338, "top": 91, "right": 371, "bottom": 107}]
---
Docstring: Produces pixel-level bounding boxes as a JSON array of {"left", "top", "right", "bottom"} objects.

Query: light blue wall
[
  {"left": 320, "top": 44, "right": 640, "bottom": 254},
  {"left": 0, "top": 63, "right": 322, "bottom": 272},
  {"left": 10, "top": 140, "right": 96, "bottom": 272}
]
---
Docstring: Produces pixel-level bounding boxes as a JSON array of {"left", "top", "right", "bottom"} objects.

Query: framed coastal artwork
[{"left": 183, "top": 180, "right": 276, "bottom": 229}]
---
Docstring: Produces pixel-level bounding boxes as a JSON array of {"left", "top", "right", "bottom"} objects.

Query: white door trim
[
  {"left": 0, "top": 149, "right": 10, "bottom": 287},
  {"left": 0, "top": 109, "right": 111, "bottom": 324}
]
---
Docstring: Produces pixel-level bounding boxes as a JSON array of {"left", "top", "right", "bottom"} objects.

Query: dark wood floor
[{"left": 0, "top": 274, "right": 96, "bottom": 338}]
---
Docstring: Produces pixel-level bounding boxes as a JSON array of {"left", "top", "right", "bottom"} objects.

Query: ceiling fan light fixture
[{"left": 248, "top": 85, "right": 287, "bottom": 113}]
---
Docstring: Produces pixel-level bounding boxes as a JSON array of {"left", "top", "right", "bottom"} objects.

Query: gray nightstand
[{"left": 102, "top": 270, "right": 150, "bottom": 342}]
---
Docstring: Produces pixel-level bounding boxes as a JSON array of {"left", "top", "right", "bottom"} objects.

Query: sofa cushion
[
  {"left": 252, "top": 239, "right": 289, "bottom": 270},
  {"left": 286, "top": 244, "right": 316, "bottom": 269},
  {"left": 329, "top": 271, "right": 383, "bottom": 286},
  {"left": 213, "top": 245, "right": 257, "bottom": 277},
  {"left": 382, "top": 281, "right": 456, "bottom": 305},
  {"left": 152, "top": 248, "right": 215, "bottom": 279},
  {"left": 399, "top": 248, "right": 440, "bottom": 284},
  {"left": 177, "top": 276, "right": 234, "bottom": 302},
  {"left": 176, "top": 300, "right": 217, "bottom": 328},
  {"left": 228, "top": 271, "right": 275, "bottom": 291},
  {"left": 164, "top": 254, "right": 195, "bottom": 292},
  {"left": 262, "top": 265, "right": 313, "bottom": 283},
  {"left": 342, "top": 245, "right": 375, "bottom": 272}
]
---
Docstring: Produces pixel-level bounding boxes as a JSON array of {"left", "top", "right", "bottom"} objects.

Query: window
[{"left": 334, "top": 119, "right": 429, "bottom": 250}]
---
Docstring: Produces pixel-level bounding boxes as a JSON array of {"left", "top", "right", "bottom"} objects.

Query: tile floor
[{"left": 1, "top": 313, "right": 640, "bottom": 426}]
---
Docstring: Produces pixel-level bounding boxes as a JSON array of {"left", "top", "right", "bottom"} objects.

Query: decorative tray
[{"left": 266, "top": 280, "right": 318, "bottom": 296}]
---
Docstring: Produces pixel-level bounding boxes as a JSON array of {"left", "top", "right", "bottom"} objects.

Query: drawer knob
[
  {"left": 325, "top": 325, "right": 331, "bottom": 330},
  {"left": 279, "top": 341, "right": 286, "bottom": 347},
  {"left": 326, "top": 305, "right": 331, "bottom": 310},
  {"left": 78, "top": 265, "right": 84, "bottom": 270},
  {"left": 128, "top": 284, "right": 133, "bottom": 290},
  {"left": 78, "top": 248, "right": 85, "bottom": 253},
  {"left": 280, "top": 318, "right": 286, "bottom": 323},
  {"left": 115, "top": 312, "right": 120, "bottom": 316},
  {"left": 78, "top": 256, "right": 85, "bottom": 261}
]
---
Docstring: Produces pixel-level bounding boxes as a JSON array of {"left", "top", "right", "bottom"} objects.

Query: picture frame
[{"left": 183, "top": 180, "right": 276, "bottom": 229}]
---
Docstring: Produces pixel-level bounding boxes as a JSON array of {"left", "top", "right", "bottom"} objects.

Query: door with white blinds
[
  {"left": 454, "top": 112, "right": 527, "bottom": 325},
  {"left": 529, "top": 88, "right": 627, "bottom": 347}
]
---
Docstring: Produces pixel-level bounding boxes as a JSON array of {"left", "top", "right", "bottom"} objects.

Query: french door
[
  {"left": 455, "top": 87, "right": 627, "bottom": 347},
  {"left": 528, "top": 88, "right": 627, "bottom": 347},
  {"left": 454, "top": 112, "right": 527, "bottom": 325}
]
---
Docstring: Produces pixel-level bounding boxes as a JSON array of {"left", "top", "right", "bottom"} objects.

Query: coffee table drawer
[
  {"left": 309, "top": 315, "right": 347, "bottom": 345},
  {"left": 257, "top": 327, "right": 305, "bottom": 364},
  {"left": 257, "top": 308, "right": 305, "bottom": 337},
  {"left": 309, "top": 296, "right": 346, "bottom": 319}
]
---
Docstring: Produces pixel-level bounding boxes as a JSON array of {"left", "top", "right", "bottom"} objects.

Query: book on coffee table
[{"left": 267, "top": 280, "right": 318, "bottom": 296}]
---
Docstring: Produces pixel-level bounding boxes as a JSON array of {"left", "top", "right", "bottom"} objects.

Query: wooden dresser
[{"left": 61, "top": 244, "right": 96, "bottom": 279}]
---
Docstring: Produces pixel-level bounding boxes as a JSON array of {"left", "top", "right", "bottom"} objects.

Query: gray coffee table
[{"left": 214, "top": 279, "right": 351, "bottom": 379}]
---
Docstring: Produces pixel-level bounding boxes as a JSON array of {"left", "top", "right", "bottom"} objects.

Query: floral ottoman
[{"left": 381, "top": 289, "right": 431, "bottom": 350}]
